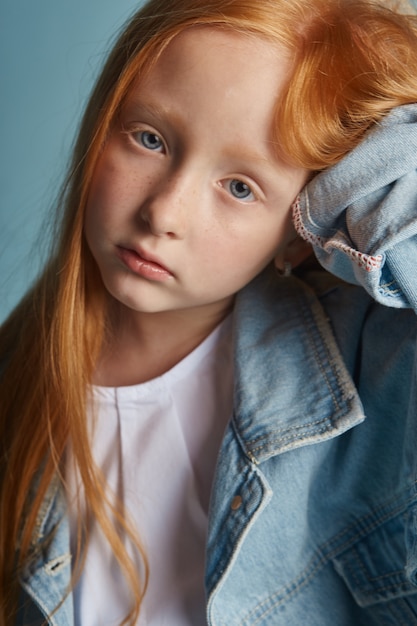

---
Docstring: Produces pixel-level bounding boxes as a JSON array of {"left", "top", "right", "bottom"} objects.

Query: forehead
[
  {"left": 142, "top": 26, "right": 288, "bottom": 87},
  {"left": 125, "top": 27, "right": 291, "bottom": 142}
]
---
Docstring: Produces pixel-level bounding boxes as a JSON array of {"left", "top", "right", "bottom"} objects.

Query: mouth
[{"left": 116, "top": 245, "right": 174, "bottom": 282}]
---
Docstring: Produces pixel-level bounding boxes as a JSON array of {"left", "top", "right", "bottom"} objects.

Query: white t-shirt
[{"left": 68, "top": 318, "right": 233, "bottom": 625}]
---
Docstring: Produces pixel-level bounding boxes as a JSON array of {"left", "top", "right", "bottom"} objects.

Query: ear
[{"left": 274, "top": 236, "right": 314, "bottom": 272}]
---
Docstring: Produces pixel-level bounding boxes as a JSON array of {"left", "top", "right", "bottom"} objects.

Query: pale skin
[{"left": 84, "top": 27, "right": 310, "bottom": 386}]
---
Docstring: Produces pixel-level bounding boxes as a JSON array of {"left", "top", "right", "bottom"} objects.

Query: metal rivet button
[{"left": 231, "top": 495, "right": 242, "bottom": 511}]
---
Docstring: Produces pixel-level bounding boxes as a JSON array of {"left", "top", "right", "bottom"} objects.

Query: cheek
[
  {"left": 84, "top": 172, "right": 125, "bottom": 236},
  {"left": 83, "top": 176, "right": 115, "bottom": 252},
  {"left": 83, "top": 204, "right": 101, "bottom": 259},
  {"left": 88, "top": 172, "right": 116, "bottom": 215},
  {"left": 86, "top": 149, "right": 132, "bottom": 215},
  {"left": 202, "top": 232, "right": 274, "bottom": 279},
  {"left": 233, "top": 220, "right": 293, "bottom": 273},
  {"left": 84, "top": 186, "right": 104, "bottom": 239}
]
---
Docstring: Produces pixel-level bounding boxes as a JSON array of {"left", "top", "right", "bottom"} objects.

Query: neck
[{"left": 93, "top": 299, "right": 233, "bottom": 387}]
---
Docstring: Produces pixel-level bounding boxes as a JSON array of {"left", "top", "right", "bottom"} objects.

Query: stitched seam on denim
[
  {"left": 248, "top": 417, "right": 340, "bottom": 451},
  {"left": 300, "top": 284, "right": 343, "bottom": 409},
  {"left": 247, "top": 285, "right": 352, "bottom": 455},
  {"left": 241, "top": 490, "right": 416, "bottom": 624},
  {"left": 209, "top": 464, "right": 270, "bottom": 626},
  {"left": 343, "top": 543, "right": 412, "bottom": 598},
  {"left": 292, "top": 197, "right": 383, "bottom": 273},
  {"left": 292, "top": 196, "right": 327, "bottom": 248},
  {"left": 362, "top": 569, "right": 407, "bottom": 583},
  {"left": 381, "top": 279, "right": 397, "bottom": 289},
  {"left": 327, "top": 242, "right": 383, "bottom": 272},
  {"left": 206, "top": 455, "right": 268, "bottom": 617},
  {"left": 32, "top": 473, "right": 63, "bottom": 545},
  {"left": 296, "top": 250, "right": 355, "bottom": 417},
  {"left": 323, "top": 491, "right": 415, "bottom": 559},
  {"left": 380, "top": 281, "right": 402, "bottom": 296}
]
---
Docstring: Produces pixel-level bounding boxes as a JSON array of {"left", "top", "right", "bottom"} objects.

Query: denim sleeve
[{"left": 293, "top": 104, "right": 417, "bottom": 314}]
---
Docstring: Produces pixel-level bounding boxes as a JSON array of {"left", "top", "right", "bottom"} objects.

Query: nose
[{"left": 138, "top": 172, "right": 194, "bottom": 238}]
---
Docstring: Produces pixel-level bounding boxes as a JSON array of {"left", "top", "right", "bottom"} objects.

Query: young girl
[{"left": 1, "top": 0, "right": 417, "bottom": 624}]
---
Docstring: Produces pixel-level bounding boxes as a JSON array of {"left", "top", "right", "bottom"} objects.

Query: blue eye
[
  {"left": 228, "top": 179, "right": 255, "bottom": 201},
  {"left": 138, "top": 131, "right": 164, "bottom": 152}
]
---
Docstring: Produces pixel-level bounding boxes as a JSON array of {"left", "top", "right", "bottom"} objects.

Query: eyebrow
[
  {"left": 123, "top": 99, "right": 279, "bottom": 169},
  {"left": 123, "top": 99, "right": 187, "bottom": 129},
  {"left": 223, "top": 146, "right": 272, "bottom": 166}
]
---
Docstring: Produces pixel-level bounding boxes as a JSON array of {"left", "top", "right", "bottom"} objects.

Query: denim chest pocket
[{"left": 332, "top": 501, "right": 417, "bottom": 624}]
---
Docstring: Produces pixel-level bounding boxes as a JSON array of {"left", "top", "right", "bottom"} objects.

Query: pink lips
[{"left": 117, "top": 246, "right": 174, "bottom": 282}]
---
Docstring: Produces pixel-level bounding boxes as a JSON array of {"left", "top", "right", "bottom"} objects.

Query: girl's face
[{"left": 85, "top": 28, "right": 309, "bottom": 322}]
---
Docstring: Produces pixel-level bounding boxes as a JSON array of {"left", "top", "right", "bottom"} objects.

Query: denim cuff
[{"left": 294, "top": 104, "right": 417, "bottom": 313}]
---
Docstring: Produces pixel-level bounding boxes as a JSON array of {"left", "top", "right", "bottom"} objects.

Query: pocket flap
[{"left": 333, "top": 504, "right": 417, "bottom": 607}]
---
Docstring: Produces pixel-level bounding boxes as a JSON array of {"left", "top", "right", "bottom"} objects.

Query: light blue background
[{"left": 0, "top": 0, "right": 145, "bottom": 323}]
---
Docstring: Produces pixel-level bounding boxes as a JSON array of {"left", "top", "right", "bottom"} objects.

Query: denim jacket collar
[{"left": 231, "top": 268, "right": 365, "bottom": 464}]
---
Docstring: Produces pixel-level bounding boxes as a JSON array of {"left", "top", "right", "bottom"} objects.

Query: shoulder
[{"left": 300, "top": 267, "right": 417, "bottom": 391}]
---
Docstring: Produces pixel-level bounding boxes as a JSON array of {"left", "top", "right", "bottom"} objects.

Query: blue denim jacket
[{"left": 16, "top": 106, "right": 417, "bottom": 625}]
